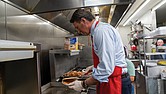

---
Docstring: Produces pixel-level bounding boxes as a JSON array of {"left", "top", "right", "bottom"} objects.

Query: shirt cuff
[{"left": 92, "top": 68, "right": 109, "bottom": 82}]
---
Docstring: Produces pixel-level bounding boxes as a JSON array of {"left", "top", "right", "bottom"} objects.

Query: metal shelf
[
  {"left": 137, "top": 26, "right": 166, "bottom": 76},
  {"left": 49, "top": 49, "right": 80, "bottom": 56},
  {"left": 144, "top": 52, "right": 166, "bottom": 55},
  {"left": 0, "top": 40, "right": 36, "bottom": 62},
  {"left": 144, "top": 26, "right": 166, "bottom": 39}
]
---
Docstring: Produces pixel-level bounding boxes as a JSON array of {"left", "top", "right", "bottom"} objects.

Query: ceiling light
[
  {"left": 16, "top": 15, "right": 36, "bottom": 19},
  {"left": 94, "top": 7, "right": 99, "bottom": 13},
  {"left": 123, "top": 0, "right": 150, "bottom": 26},
  {"left": 152, "top": 0, "right": 166, "bottom": 11},
  {"left": 3, "top": 0, "right": 9, "bottom": 2},
  {"left": 136, "top": 20, "right": 141, "bottom": 24},
  {"left": 36, "top": 22, "right": 48, "bottom": 25}
]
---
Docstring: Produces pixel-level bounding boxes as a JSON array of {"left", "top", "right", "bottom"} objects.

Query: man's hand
[
  {"left": 82, "top": 65, "right": 93, "bottom": 75},
  {"left": 68, "top": 80, "right": 84, "bottom": 92}
]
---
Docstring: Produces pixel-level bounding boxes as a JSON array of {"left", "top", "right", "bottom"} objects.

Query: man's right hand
[{"left": 82, "top": 65, "right": 93, "bottom": 75}]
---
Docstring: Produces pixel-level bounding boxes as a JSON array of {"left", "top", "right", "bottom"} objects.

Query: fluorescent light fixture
[
  {"left": 94, "top": 7, "right": 99, "bottom": 12},
  {"left": 36, "top": 22, "right": 49, "bottom": 25},
  {"left": 136, "top": 20, "right": 141, "bottom": 24},
  {"left": 3, "top": 0, "right": 9, "bottom": 2},
  {"left": 17, "top": 15, "right": 36, "bottom": 19},
  {"left": 123, "top": 0, "right": 150, "bottom": 26},
  {"left": 152, "top": 0, "right": 166, "bottom": 11}
]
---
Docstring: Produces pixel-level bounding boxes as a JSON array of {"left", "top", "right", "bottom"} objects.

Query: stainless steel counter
[
  {"left": 42, "top": 82, "right": 96, "bottom": 94},
  {"left": 42, "top": 86, "right": 80, "bottom": 94},
  {"left": 129, "top": 59, "right": 140, "bottom": 68},
  {"left": 136, "top": 70, "right": 166, "bottom": 94}
]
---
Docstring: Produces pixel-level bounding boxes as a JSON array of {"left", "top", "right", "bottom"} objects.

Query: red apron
[{"left": 92, "top": 21, "right": 122, "bottom": 94}]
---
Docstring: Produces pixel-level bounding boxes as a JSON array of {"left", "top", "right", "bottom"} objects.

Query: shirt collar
[{"left": 90, "top": 20, "right": 98, "bottom": 36}]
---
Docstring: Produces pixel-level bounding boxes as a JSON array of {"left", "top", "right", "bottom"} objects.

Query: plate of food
[
  {"left": 62, "top": 77, "right": 78, "bottom": 85},
  {"left": 63, "top": 71, "right": 83, "bottom": 77}
]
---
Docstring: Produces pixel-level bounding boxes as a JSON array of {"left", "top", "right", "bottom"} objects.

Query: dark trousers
[{"left": 122, "top": 74, "right": 132, "bottom": 94}]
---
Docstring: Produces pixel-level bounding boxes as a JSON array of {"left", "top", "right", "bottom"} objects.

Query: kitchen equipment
[
  {"left": 0, "top": 40, "right": 41, "bottom": 94},
  {"left": 0, "top": 40, "right": 36, "bottom": 62},
  {"left": 161, "top": 69, "right": 166, "bottom": 79}
]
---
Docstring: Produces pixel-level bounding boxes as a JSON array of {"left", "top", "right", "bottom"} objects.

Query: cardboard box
[{"left": 64, "top": 37, "right": 78, "bottom": 50}]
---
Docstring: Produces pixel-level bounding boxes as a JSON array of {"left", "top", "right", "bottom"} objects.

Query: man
[
  {"left": 124, "top": 46, "right": 135, "bottom": 94},
  {"left": 156, "top": 39, "right": 166, "bottom": 59},
  {"left": 157, "top": 39, "right": 165, "bottom": 46},
  {"left": 125, "top": 58, "right": 135, "bottom": 94},
  {"left": 68, "top": 9, "right": 130, "bottom": 94}
]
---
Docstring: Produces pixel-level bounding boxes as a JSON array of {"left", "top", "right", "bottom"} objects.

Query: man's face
[
  {"left": 157, "top": 40, "right": 164, "bottom": 46},
  {"left": 73, "top": 19, "right": 90, "bottom": 35}
]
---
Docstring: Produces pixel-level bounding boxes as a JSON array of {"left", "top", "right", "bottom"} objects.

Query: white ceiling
[{"left": 119, "top": 0, "right": 162, "bottom": 26}]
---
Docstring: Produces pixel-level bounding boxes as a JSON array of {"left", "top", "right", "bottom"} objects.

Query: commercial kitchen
[{"left": 0, "top": 0, "right": 166, "bottom": 94}]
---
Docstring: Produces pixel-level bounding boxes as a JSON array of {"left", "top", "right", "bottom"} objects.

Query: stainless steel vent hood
[{"left": 3, "top": 0, "right": 135, "bottom": 34}]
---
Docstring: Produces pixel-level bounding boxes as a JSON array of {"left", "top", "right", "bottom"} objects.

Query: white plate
[{"left": 62, "top": 77, "right": 78, "bottom": 85}]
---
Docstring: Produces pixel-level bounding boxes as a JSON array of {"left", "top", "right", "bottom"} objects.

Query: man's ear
[{"left": 81, "top": 18, "right": 86, "bottom": 23}]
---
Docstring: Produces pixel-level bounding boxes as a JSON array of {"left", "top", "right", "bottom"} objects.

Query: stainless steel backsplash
[{"left": 0, "top": 1, "right": 71, "bottom": 86}]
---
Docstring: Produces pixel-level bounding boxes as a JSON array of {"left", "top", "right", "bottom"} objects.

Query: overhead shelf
[
  {"left": 0, "top": 40, "right": 36, "bottom": 62},
  {"left": 143, "top": 52, "right": 166, "bottom": 55},
  {"left": 144, "top": 26, "right": 166, "bottom": 39},
  {"left": 0, "top": 40, "right": 36, "bottom": 50},
  {"left": 70, "top": 50, "right": 80, "bottom": 56},
  {"left": 49, "top": 49, "right": 80, "bottom": 56}
]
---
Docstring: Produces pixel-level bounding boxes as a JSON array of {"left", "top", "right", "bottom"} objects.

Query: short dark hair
[{"left": 70, "top": 9, "right": 95, "bottom": 23}]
